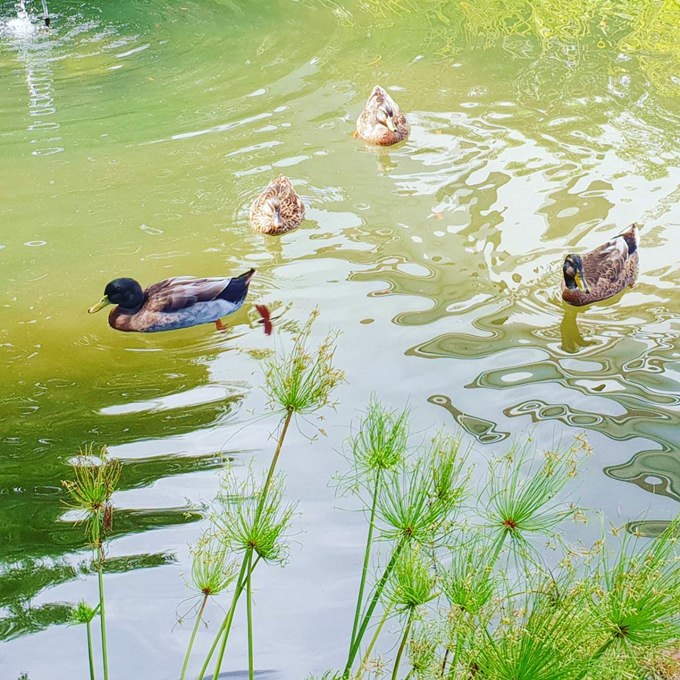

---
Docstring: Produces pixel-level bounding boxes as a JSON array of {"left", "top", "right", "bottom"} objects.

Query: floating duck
[
  {"left": 88, "top": 269, "right": 256, "bottom": 332},
  {"left": 249, "top": 176, "right": 305, "bottom": 235},
  {"left": 561, "top": 223, "right": 640, "bottom": 306},
  {"left": 355, "top": 85, "right": 409, "bottom": 146}
]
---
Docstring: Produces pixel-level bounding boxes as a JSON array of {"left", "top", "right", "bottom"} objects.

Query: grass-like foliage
[
  {"left": 184, "top": 313, "right": 341, "bottom": 680},
  {"left": 62, "top": 444, "right": 122, "bottom": 680},
  {"left": 69, "top": 601, "right": 99, "bottom": 680},
  {"left": 60, "top": 368, "right": 679, "bottom": 680},
  {"left": 264, "top": 308, "right": 344, "bottom": 416},
  {"left": 484, "top": 440, "right": 584, "bottom": 552},
  {"left": 179, "top": 533, "right": 240, "bottom": 680},
  {"left": 333, "top": 403, "right": 679, "bottom": 680},
  {"left": 62, "top": 443, "right": 121, "bottom": 547},
  {"left": 350, "top": 397, "right": 410, "bottom": 477},
  {"left": 213, "top": 469, "right": 296, "bottom": 565},
  {"left": 588, "top": 518, "right": 680, "bottom": 662}
]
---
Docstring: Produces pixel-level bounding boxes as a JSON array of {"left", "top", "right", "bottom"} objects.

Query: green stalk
[
  {"left": 86, "top": 619, "right": 96, "bottom": 680},
  {"left": 354, "top": 602, "right": 392, "bottom": 680},
  {"left": 258, "top": 408, "right": 293, "bottom": 514},
  {"left": 391, "top": 609, "right": 415, "bottom": 680},
  {"left": 202, "top": 554, "right": 262, "bottom": 680},
  {"left": 205, "top": 557, "right": 250, "bottom": 680},
  {"left": 200, "top": 407, "right": 295, "bottom": 680},
  {"left": 344, "top": 537, "right": 407, "bottom": 677},
  {"left": 349, "top": 470, "right": 382, "bottom": 652},
  {"left": 97, "top": 543, "right": 109, "bottom": 680},
  {"left": 179, "top": 593, "right": 209, "bottom": 680},
  {"left": 246, "top": 551, "right": 255, "bottom": 680}
]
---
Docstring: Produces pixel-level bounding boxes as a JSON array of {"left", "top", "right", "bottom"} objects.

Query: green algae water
[{"left": 1, "top": 0, "right": 679, "bottom": 677}]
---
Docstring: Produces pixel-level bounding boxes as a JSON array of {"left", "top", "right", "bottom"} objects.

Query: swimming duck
[
  {"left": 249, "top": 176, "right": 305, "bottom": 235},
  {"left": 561, "top": 223, "right": 640, "bottom": 307},
  {"left": 355, "top": 85, "right": 409, "bottom": 146},
  {"left": 88, "top": 269, "right": 255, "bottom": 332}
]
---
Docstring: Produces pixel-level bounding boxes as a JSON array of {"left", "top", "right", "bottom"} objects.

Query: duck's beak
[
  {"left": 385, "top": 115, "right": 397, "bottom": 132},
  {"left": 273, "top": 207, "right": 282, "bottom": 229},
  {"left": 88, "top": 296, "right": 111, "bottom": 314},
  {"left": 574, "top": 271, "right": 590, "bottom": 294}
]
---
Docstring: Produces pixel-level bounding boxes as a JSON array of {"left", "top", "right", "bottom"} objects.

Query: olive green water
[{"left": 1, "top": 0, "right": 679, "bottom": 677}]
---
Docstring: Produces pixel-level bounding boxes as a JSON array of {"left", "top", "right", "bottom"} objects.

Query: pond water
[{"left": 1, "top": 0, "right": 679, "bottom": 677}]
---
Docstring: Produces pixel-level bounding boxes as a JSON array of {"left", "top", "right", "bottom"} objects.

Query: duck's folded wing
[
  {"left": 584, "top": 238, "right": 628, "bottom": 285},
  {"left": 144, "top": 277, "right": 230, "bottom": 312}
]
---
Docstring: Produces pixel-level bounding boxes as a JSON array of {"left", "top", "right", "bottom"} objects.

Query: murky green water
[{"left": 1, "top": 0, "right": 679, "bottom": 677}]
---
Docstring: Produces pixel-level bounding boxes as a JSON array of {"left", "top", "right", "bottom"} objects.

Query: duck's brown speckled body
[
  {"left": 249, "top": 176, "right": 305, "bottom": 235},
  {"left": 355, "top": 85, "right": 409, "bottom": 146},
  {"left": 561, "top": 224, "right": 640, "bottom": 307}
]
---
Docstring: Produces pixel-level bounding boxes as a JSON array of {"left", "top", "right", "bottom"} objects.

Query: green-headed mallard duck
[
  {"left": 88, "top": 268, "right": 255, "bottom": 332},
  {"left": 249, "top": 175, "right": 305, "bottom": 235},
  {"left": 561, "top": 223, "right": 640, "bottom": 306},
  {"left": 355, "top": 85, "right": 409, "bottom": 146}
]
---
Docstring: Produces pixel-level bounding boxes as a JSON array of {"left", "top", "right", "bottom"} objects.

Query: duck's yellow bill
[
  {"left": 574, "top": 272, "right": 590, "bottom": 293},
  {"left": 385, "top": 117, "right": 397, "bottom": 132},
  {"left": 88, "top": 296, "right": 110, "bottom": 314}
]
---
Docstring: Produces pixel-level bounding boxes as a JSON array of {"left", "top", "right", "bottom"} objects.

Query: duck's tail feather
[
  {"left": 221, "top": 268, "right": 255, "bottom": 303},
  {"left": 618, "top": 223, "right": 640, "bottom": 255}
]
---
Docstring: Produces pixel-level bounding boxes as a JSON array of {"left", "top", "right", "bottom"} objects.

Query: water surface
[{"left": 1, "top": 1, "right": 679, "bottom": 677}]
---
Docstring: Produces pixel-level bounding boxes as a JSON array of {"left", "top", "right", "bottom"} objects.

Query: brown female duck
[
  {"left": 249, "top": 175, "right": 305, "bottom": 235},
  {"left": 88, "top": 269, "right": 255, "bottom": 332},
  {"left": 561, "top": 223, "right": 640, "bottom": 306},
  {"left": 355, "top": 85, "right": 409, "bottom": 146}
]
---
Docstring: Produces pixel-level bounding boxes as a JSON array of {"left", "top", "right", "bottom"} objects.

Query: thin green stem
[
  {"left": 200, "top": 408, "right": 294, "bottom": 680},
  {"left": 349, "top": 470, "right": 382, "bottom": 652},
  {"left": 207, "top": 557, "right": 250, "bottom": 680},
  {"left": 392, "top": 609, "right": 414, "bottom": 680},
  {"left": 201, "top": 554, "right": 261, "bottom": 680},
  {"left": 86, "top": 619, "right": 96, "bottom": 680},
  {"left": 180, "top": 593, "right": 209, "bottom": 680},
  {"left": 354, "top": 602, "right": 393, "bottom": 680},
  {"left": 246, "top": 551, "right": 255, "bottom": 680},
  {"left": 344, "top": 537, "right": 408, "bottom": 677},
  {"left": 97, "top": 543, "right": 109, "bottom": 680},
  {"left": 258, "top": 408, "right": 293, "bottom": 515}
]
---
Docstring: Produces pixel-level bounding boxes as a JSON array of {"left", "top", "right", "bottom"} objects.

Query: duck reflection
[{"left": 559, "top": 303, "right": 596, "bottom": 353}]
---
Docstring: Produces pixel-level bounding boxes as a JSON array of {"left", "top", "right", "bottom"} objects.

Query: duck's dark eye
[{"left": 385, "top": 106, "right": 393, "bottom": 117}]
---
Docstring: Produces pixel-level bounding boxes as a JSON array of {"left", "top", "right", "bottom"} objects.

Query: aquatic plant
[
  {"left": 179, "top": 533, "right": 239, "bottom": 680},
  {"left": 69, "top": 601, "right": 99, "bottom": 680},
  {"left": 330, "top": 405, "right": 680, "bottom": 680},
  {"left": 188, "top": 312, "right": 342, "bottom": 680},
  {"left": 343, "top": 430, "right": 466, "bottom": 677},
  {"left": 345, "top": 398, "right": 410, "bottom": 663},
  {"left": 62, "top": 444, "right": 121, "bottom": 680}
]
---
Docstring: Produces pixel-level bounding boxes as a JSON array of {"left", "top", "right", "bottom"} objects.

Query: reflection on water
[
  {"left": 428, "top": 394, "right": 508, "bottom": 444},
  {"left": 0, "top": 0, "right": 679, "bottom": 676}
]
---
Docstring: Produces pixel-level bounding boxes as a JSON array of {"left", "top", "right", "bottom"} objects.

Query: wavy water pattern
[{"left": 0, "top": 0, "right": 679, "bottom": 677}]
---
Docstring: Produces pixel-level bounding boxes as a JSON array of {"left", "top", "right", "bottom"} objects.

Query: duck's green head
[
  {"left": 563, "top": 254, "right": 590, "bottom": 293},
  {"left": 89, "top": 278, "right": 144, "bottom": 313}
]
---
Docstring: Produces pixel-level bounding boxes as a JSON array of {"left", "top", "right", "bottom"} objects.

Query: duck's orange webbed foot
[{"left": 215, "top": 319, "right": 228, "bottom": 332}]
